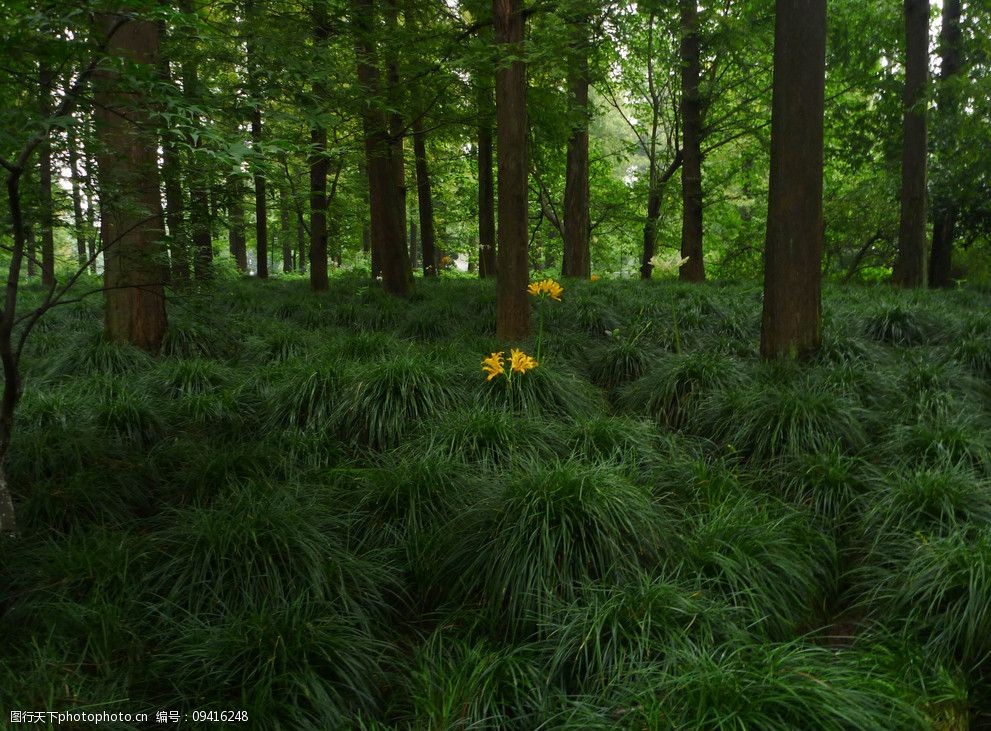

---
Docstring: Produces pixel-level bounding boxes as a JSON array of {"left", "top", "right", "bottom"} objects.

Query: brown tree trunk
[
  {"left": 67, "top": 123, "right": 89, "bottom": 269},
  {"left": 245, "top": 1, "right": 268, "bottom": 278},
  {"left": 760, "top": 0, "right": 826, "bottom": 360},
  {"left": 385, "top": 0, "right": 408, "bottom": 258},
  {"left": 38, "top": 62, "right": 56, "bottom": 288},
  {"left": 679, "top": 0, "right": 705, "bottom": 282},
  {"left": 84, "top": 123, "right": 99, "bottom": 274},
  {"left": 477, "top": 86, "right": 497, "bottom": 278},
  {"left": 640, "top": 185, "right": 662, "bottom": 280},
  {"left": 309, "top": 0, "right": 329, "bottom": 290},
  {"left": 353, "top": 0, "right": 413, "bottom": 295},
  {"left": 157, "top": 21, "right": 187, "bottom": 282},
  {"left": 562, "top": 15, "right": 591, "bottom": 279},
  {"left": 94, "top": 12, "right": 169, "bottom": 351},
  {"left": 228, "top": 175, "right": 248, "bottom": 272},
  {"left": 493, "top": 0, "right": 529, "bottom": 340},
  {"left": 412, "top": 118, "right": 437, "bottom": 277},
  {"left": 26, "top": 222, "right": 37, "bottom": 278},
  {"left": 279, "top": 186, "right": 292, "bottom": 272},
  {"left": 892, "top": 0, "right": 929, "bottom": 288},
  {"left": 928, "top": 0, "right": 961, "bottom": 288}
]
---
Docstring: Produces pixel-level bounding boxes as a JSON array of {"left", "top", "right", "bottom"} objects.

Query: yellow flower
[
  {"left": 526, "top": 278, "right": 564, "bottom": 301},
  {"left": 509, "top": 348, "right": 538, "bottom": 374},
  {"left": 481, "top": 351, "right": 505, "bottom": 381},
  {"left": 590, "top": 274, "right": 600, "bottom": 282}
]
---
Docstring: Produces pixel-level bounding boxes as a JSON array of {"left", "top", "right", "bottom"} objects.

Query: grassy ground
[{"left": 2, "top": 274, "right": 990, "bottom": 729}]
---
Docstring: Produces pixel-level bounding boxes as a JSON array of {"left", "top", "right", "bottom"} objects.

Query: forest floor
[{"left": 2, "top": 274, "right": 990, "bottom": 729}]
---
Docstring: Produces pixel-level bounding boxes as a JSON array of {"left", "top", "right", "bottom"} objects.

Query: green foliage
[{"left": 441, "top": 461, "right": 670, "bottom": 635}]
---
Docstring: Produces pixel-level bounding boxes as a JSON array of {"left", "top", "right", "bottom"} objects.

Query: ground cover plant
[{"left": 1, "top": 276, "right": 989, "bottom": 729}]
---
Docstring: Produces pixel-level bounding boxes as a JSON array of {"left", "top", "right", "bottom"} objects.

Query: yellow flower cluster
[
  {"left": 527, "top": 278, "right": 564, "bottom": 301},
  {"left": 481, "top": 349, "right": 539, "bottom": 381},
  {"left": 590, "top": 274, "right": 600, "bottom": 282}
]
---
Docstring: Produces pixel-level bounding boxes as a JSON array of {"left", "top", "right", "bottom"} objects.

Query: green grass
[{"left": 3, "top": 277, "right": 990, "bottom": 727}]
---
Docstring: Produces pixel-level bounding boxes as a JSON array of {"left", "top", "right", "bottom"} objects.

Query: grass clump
[{"left": 440, "top": 460, "right": 670, "bottom": 635}]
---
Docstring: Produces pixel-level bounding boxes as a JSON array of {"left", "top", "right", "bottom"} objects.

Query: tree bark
[
  {"left": 892, "top": 0, "right": 929, "bottom": 288},
  {"left": 67, "top": 123, "right": 90, "bottom": 270},
  {"left": 245, "top": 0, "right": 268, "bottom": 278},
  {"left": 309, "top": 0, "right": 330, "bottom": 290},
  {"left": 928, "top": 0, "right": 961, "bottom": 288},
  {"left": 494, "top": 0, "right": 529, "bottom": 340},
  {"left": 477, "top": 85, "right": 497, "bottom": 278},
  {"left": 562, "top": 15, "right": 591, "bottom": 278},
  {"left": 157, "top": 21, "right": 187, "bottom": 282},
  {"left": 38, "top": 61, "right": 56, "bottom": 288},
  {"left": 760, "top": 0, "right": 826, "bottom": 360},
  {"left": 228, "top": 175, "right": 248, "bottom": 272},
  {"left": 353, "top": 0, "right": 413, "bottom": 295},
  {"left": 279, "top": 187, "right": 292, "bottom": 272},
  {"left": 412, "top": 118, "right": 437, "bottom": 277},
  {"left": 94, "top": 12, "right": 169, "bottom": 351},
  {"left": 679, "top": 0, "right": 705, "bottom": 282}
]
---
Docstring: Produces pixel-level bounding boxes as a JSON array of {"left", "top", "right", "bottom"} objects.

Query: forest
[{"left": 1, "top": 0, "right": 991, "bottom": 728}]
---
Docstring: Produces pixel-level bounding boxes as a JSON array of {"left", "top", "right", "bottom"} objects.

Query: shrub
[
  {"left": 619, "top": 351, "right": 743, "bottom": 430},
  {"left": 266, "top": 361, "right": 347, "bottom": 431},
  {"left": 339, "top": 354, "right": 462, "bottom": 449},
  {"left": 863, "top": 305, "right": 938, "bottom": 346},
  {"left": 585, "top": 336, "right": 656, "bottom": 393},
  {"left": 677, "top": 491, "right": 836, "bottom": 638},
  {"left": 439, "top": 461, "right": 670, "bottom": 635},
  {"left": 478, "top": 359, "right": 602, "bottom": 420}
]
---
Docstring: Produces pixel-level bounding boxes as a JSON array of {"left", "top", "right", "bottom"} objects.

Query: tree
[
  {"left": 245, "top": 0, "right": 268, "bottom": 278},
  {"left": 928, "top": 0, "right": 962, "bottom": 288},
  {"left": 760, "top": 0, "right": 826, "bottom": 360},
  {"left": 93, "top": 11, "right": 169, "bottom": 350},
  {"left": 892, "top": 0, "right": 929, "bottom": 288},
  {"left": 412, "top": 116, "right": 438, "bottom": 277},
  {"left": 678, "top": 0, "right": 705, "bottom": 282},
  {"left": 38, "top": 60, "right": 55, "bottom": 287},
  {"left": 353, "top": 0, "right": 413, "bottom": 295},
  {"left": 494, "top": 0, "right": 529, "bottom": 340},
  {"left": 309, "top": 0, "right": 330, "bottom": 291},
  {"left": 562, "top": 11, "right": 591, "bottom": 278}
]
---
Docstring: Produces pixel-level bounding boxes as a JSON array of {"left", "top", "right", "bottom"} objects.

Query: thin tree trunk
[
  {"left": 280, "top": 186, "right": 292, "bottom": 273},
  {"left": 412, "top": 118, "right": 437, "bottom": 277},
  {"left": 892, "top": 0, "right": 929, "bottom": 288},
  {"left": 477, "top": 87, "right": 497, "bottom": 278},
  {"left": 353, "top": 0, "right": 412, "bottom": 295},
  {"left": 228, "top": 175, "right": 248, "bottom": 272},
  {"left": 309, "top": 0, "right": 329, "bottom": 290},
  {"left": 157, "top": 21, "right": 187, "bottom": 282},
  {"left": 679, "top": 0, "right": 705, "bottom": 282},
  {"left": 38, "top": 61, "right": 56, "bottom": 288},
  {"left": 26, "top": 223, "right": 37, "bottom": 278},
  {"left": 297, "top": 208, "right": 308, "bottom": 272},
  {"left": 562, "top": 15, "right": 590, "bottom": 278},
  {"left": 94, "top": 12, "right": 169, "bottom": 351},
  {"left": 67, "top": 123, "right": 89, "bottom": 269},
  {"left": 245, "top": 0, "right": 267, "bottom": 278},
  {"left": 928, "top": 0, "right": 961, "bottom": 288},
  {"left": 84, "top": 121, "right": 99, "bottom": 273},
  {"left": 494, "top": 0, "right": 529, "bottom": 340},
  {"left": 760, "top": 0, "right": 826, "bottom": 360}
]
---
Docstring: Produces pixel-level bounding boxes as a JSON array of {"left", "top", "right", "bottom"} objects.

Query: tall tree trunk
[
  {"left": 409, "top": 217, "right": 418, "bottom": 270},
  {"left": 245, "top": 0, "right": 267, "bottom": 278},
  {"left": 26, "top": 221, "right": 37, "bottom": 278},
  {"left": 309, "top": 0, "right": 329, "bottom": 290},
  {"left": 477, "top": 87, "right": 497, "bottom": 278},
  {"left": 84, "top": 122, "right": 99, "bottom": 273},
  {"left": 679, "top": 0, "right": 705, "bottom": 282},
  {"left": 412, "top": 118, "right": 437, "bottom": 277},
  {"left": 760, "top": 0, "right": 826, "bottom": 360},
  {"left": 562, "top": 15, "right": 591, "bottom": 278},
  {"left": 38, "top": 61, "right": 56, "bottom": 288},
  {"left": 228, "top": 175, "right": 248, "bottom": 272},
  {"left": 353, "top": 0, "right": 412, "bottom": 295},
  {"left": 358, "top": 156, "right": 372, "bottom": 261},
  {"left": 640, "top": 184, "right": 662, "bottom": 280},
  {"left": 280, "top": 186, "right": 292, "bottom": 272},
  {"left": 892, "top": 0, "right": 929, "bottom": 288},
  {"left": 494, "top": 0, "right": 529, "bottom": 340},
  {"left": 297, "top": 208, "right": 308, "bottom": 272},
  {"left": 67, "top": 123, "right": 89, "bottom": 269},
  {"left": 385, "top": 0, "right": 408, "bottom": 260},
  {"left": 928, "top": 0, "right": 961, "bottom": 288},
  {"left": 157, "top": 20, "right": 187, "bottom": 282},
  {"left": 94, "top": 12, "right": 169, "bottom": 351}
]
